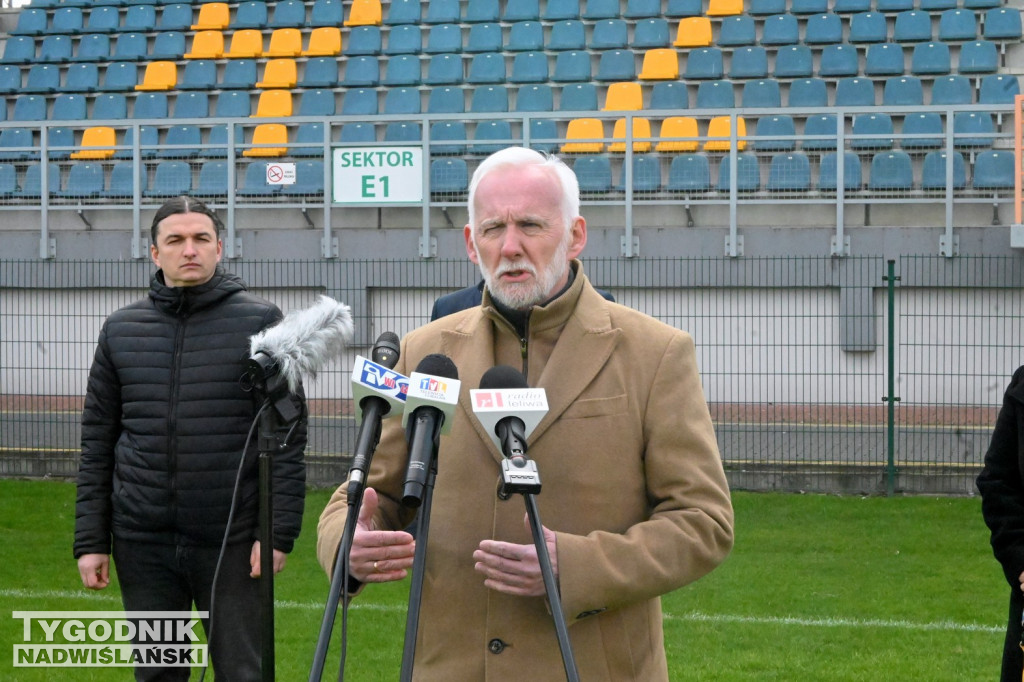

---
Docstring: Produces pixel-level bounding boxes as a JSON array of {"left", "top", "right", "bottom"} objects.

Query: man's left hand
[
  {"left": 249, "top": 540, "right": 287, "bottom": 578},
  {"left": 473, "top": 515, "right": 557, "bottom": 597}
]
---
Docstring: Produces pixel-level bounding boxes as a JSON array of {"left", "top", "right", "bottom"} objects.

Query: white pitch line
[{"left": 1, "top": 589, "right": 1001, "bottom": 633}]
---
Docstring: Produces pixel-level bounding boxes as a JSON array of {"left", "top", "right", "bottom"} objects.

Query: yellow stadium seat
[
  {"left": 707, "top": 0, "right": 743, "bottom": 16},
  {"left": 674, "top": 17, "right": 712, "bottom": 48},
  {"left": 704, "top": 115, "right": 747, "bottom": 151},
  {"left": 609, "top": 117, "right": 652, "bottom": 153},
  {"left": 560, "top": 118, "right": 605, "bottom": 153},
  {"left": 603, "top": 82, "right": 643, "bottom": 111},
  {"left": 224, "top": 29, "right": 264, "bottom": 58},
  {"left": 134, "top": 61, "right": 177, "bottom": 91},
  {"left": 243, "top": 123, "right": 289, "bottom": 157},
  {"left": 265, "top": 28, "right": 303, "bottom": 57},
  {"left": 252, "top": 90, "right": 293, "bottom": 117},
  {"left": 655, "top": 117, "right": 700, "bottom": 153},
  {"left": 191, "top": 2, "right": 229, "bottom": 30},
  {"left": 345, "top": 0, "right": 382, "bottom": 26},
  {"left": 256, "top": 58, "right": 297, "bottom": 88},
  {"left": 302, "top": 27, "right": 342, "bottom": 56},
  {"left": 184, "top": 31, "right": 224, "bottom": 59},
  {"left": 639, "top": 48, "right": 680, "bottom": 80},
  {"left": 70, "top": 126, "right": 116, "bottom": 160}
]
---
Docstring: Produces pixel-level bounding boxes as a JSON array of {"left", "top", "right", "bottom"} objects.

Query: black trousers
[
  {"left": 112, "top": 539, "right": 261, "bottom": 682},
  {"left": 1002, "top": 587, "right": 1024, "bottom": 682}
]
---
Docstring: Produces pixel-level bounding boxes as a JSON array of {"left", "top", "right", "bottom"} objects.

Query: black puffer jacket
[{"left": 74, "top": 267, "right": 306, "bottom": 557}]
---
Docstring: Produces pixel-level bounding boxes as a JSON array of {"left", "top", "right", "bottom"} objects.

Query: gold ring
[{"left": 373, "top": 561, "right": 379, "bottom": 572}]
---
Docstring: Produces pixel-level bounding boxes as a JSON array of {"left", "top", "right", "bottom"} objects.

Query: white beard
[{"left": 481, "top": 236, "right": 571, "bottom": 311}]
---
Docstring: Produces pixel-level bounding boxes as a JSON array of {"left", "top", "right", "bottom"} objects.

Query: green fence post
[{"left": 883, "top": 259, "right": 900, "bottom": 496}]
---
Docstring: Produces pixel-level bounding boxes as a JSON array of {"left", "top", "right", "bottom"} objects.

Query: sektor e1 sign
[{"left": 332, "top": 147, "right": 423, "bottom": 204}]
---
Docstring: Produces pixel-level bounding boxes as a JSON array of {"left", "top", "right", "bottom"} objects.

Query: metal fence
[{"left": 2, "top": 255, "right": 1022, "bottom": 495}]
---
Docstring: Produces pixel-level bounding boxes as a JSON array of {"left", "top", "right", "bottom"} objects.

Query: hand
[
  {"left": 1018, "top": 570, "right": 1024, "bottom": 592},
  {"left": 78, "top": 554, "right": 110, "bottom": 590},
  {"left": 348, "top": 488, "right": 416, "bottom": 583},
  {"left": 473, "top": 514, "right": 557, "bottom": 598},
  {"left": 249, "top": 541, "right": 287, "bottom": 578}
]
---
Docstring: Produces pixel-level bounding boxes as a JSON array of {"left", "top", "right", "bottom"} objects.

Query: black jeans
[
  {"left": 112, "top": 539, "right": 261, "bottom": 682},
  {"left": 1001, "top": 586, "right": 1024, "bottom": 682}
]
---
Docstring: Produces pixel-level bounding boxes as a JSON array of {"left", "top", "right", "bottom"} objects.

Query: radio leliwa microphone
[
  {"left": 401, "top": 354, "right": 460, "bottom": 508},
  {"left": 347, "top": 332, "right": 409, "bottom": 497},
  {"left": 247, "top": 295, "right": 354, "bottom": 394},
  {"left": 471, "top": 365, "right": 549, "bottom": 496}
]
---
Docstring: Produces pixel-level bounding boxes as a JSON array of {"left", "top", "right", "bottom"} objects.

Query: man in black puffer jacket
[{"left": 74, "top": 196, "right": 306, "bottom": 681}]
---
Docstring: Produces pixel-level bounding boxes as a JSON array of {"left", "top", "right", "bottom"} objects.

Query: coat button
[{"left": 488, "top": 638, "right": 506, "bottom": 654}]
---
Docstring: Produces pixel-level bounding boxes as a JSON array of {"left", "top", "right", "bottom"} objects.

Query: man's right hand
[
  {"left": 348, "top": 488, "right": 415, "bottom": 583},
  {"left": 78, "top": 554, "right": 110, "bottom": 590}
]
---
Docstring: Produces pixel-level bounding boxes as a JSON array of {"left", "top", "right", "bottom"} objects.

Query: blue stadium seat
[
  {"left": 718, "top": 16, "right": 756, "bottom": 47},
  {"left": 112, "top": 33, "right": 148, "bottom": 62},
  {"left": 849, "top": 12, "right": 888, "bottom": 44},
  {"left": 528, "top": 119, "right": 559, "bottom": 152},
  {"left": 0, "top": 128, "right": 36, "bottom": 161},
  {"left": 921, "top": 150, "right": 966, "bottom": 190},
  {"left": 385, "top": 0, "right": 421, "bottom": 24},
  {"left": 516, "top": 84, "right": 554, "bottom": 111},
  {"left": 851, "top": 113, "right": 894, "bottom": 150},
  {"left": 834, "top": 77, "right": 876, "bottom": 107},
  {"left": 428, "top": 86, "right": 464, "bottom": 113},
  {"left": 958, "top": 41, "right": 998, "bottom": 74},
  {"left": 47, "top": 126, "right": 77, "bottom": 160},
  {"left": 964, "top": 0, "right": 1002, "bottom": 8},
  {"left": 667, "top": 0, "right": 705, "bottom": 15},
  {"left": 267, "top": 0, "right": 306, "bottom": 28},
  {"left": 467, "top": 52, "right": 506, "bottom": 83},
  {"left": 60, "top": 63, "right": 99, "bottom": 92},
  {"left": 979, "top": 74, "right": 1020, "bottom": 104},
  {"left": 552, "top": 50, "right": 591, "bottom": 82},
  {"left": 773, "top": 46, "right": 813, "bottom": 78},
  {"left": 760, "top": 14, "right": 799, "bottom": 46},
  {"left": 221, "top": 60, "right": 258, "bottom": 90},
  {"left": 83, "top": 7, "right": 119, "bottom": 33},
  {"left": 382, "top": 55, "right": 421, "bottom": 86},
  {"left": 345, "top": 27, "right": 382, "bottom": 55},
  {"left": 53, "top": 93, "right": 86, "bottom": 120},
  {"left": 787, "top": 77, "right": 828, "bottom": 107},
  {"left": 803, "top": 114, "right": 839, "bottom": 151},
  {"left": 938, "top": 9, "right": 977, "bottom": 42},
  {"left": 730, "top": 47, "right": 769, "bottom": 79},
  {"left": 237, "top": 161, "right": 281, "bottom": 197},
  {"left": 192, "top": 160, "right": 228, "bottom": 198},
  {"left": 900, "top": 113, "right": 944, "bottom": 148},
  {"left": 299, "top": 57, "right": 339, "bottom": 88},
  {"left": 50, "top": 8, "right": 84, "bottom": 34},
  {"left": 341, "top": 87, "right": 377, "bottom": 115},
  {"left": 151, "top": 32, "right": 186, "bottom": 60},
  {"left": 747, "top": 0, "right": 784, "bottom": 15},
  {"left": 717, "top": 153, "right": 761, "bottom": 192},
  {"left": 754, "top": 114, "right": 796, "bottom": 151},
  {"left": 472, "top": 120, "right": 514, "bottom": 154},
  {"left": 14, "top": 162, "right": 60, "bottom": 197},
  {"left": 582, "top": 0, "right": 620, "bottom": 20},
  {"left": 615, "top": 154, "right": 662, "bottom": 193},
  {"left": 634, "top": 19, "right": 670, "bottom": 48},
  {"left": 158, "top": 4, "right": 193, "bottom": 32},
  {"left": 383, "top": 122, "right": 421, "bottom": 143},
  {"left": 864, "top": 43, "right": 905, "bottom": 76},
  {"left": 214, "top": 91, "right": 251, "bottom": 118},
  {"left": 685, "top": 48, "right": 724, "bottom": 80},
  {"left": 550, "top": 20, "right": 586, "bottom": 50},
  {"left": 342, "top": 56, "right": 380, "bottom": 86},
  {"left": 818, "top": 151, "right": 862, "bottom": 191},
  {"left": 102, "top": 161, "right": 146, "bottom": 198},
  {"left": 559, "top": 83, "right": 597, "bottom": 110},
  {"left": 666, "top": 154, "right": 711, "bottom": 192},
  {"left": 624, "top": 0, "right": 660, "bottom": 18},
  {"left": 298, "top": 89, "right": 335, "bottom": 117},
  {"left": 430, "top": 121, "right": 468, "bottom": 154},
  {"left": 178, "top": 59, "right": 217, "bottom": 90},
  {"left": 11, "top": 9, "right": 48, "bottom": 36},
  {"left": 39, "top": 35, "right": 73, "bottom": 63},
  {"left": 115, "top": 125, "right": 160, "bottom": 160},
  {"left": 339, "top": 122, "right": 377, "bottom": 143},
  {"left": 424, "top": 53, "right": 462, "bottom": 85},
  {"left": 509, "top": 21, "right": 544, "bottom": 51},
  {"left": 591, "top": 19, "right": 628, "bottom": 49},
  {"left": 868, "top": 151, "right": 913, "bottom": 191},
  {"left": 893, "top": 11, "right": 932, "bottom": 43},
  {"left": 430, "top": 158, "right": 468, "bottom": 193},
  {"left": 766, "top": 152, "right": 811, "bottom": 191},
  {"left": 972, "top": 150, "right": 1014, "bottom": 190},
  {"left": 133, "top": 92, "right": 169, "bottom": 119},
  {"left": 544, "top": 0, "right": 581, "bottom": 20},
  {"left": 791, "top": 0, "right": 827, "bottom": 14},
  {"left": 23, "top": 64, "right": 60, "bottom": 93},
  {"left": 503, "top": 0, "right": 539, "bottom": 21},
  {"left": 0, "top": 163, "right": 14, "bottom": 196},
  {"left": 953, "top": 111, "right": 994, "bottom": 147},
  {"left": 882, "top": 76, "right": 924, "bottom": 106},
  {"left": 282, "top": 160, "right": 326, "bottom": 196},
  {"left": 742, "top": 79, "right": 781, "bottom": 107},
  {"left": 162, "top": 125, "right": 202, "bottom": 158},
  {"left": 573, "top": 156, "right": 613, "bottom": 193},
  {"left": 383, "top": 86, "right": 420, "bottom": 114},
  {"left": 12, "top": 94, "right": 46, "bottom": 121},
  {"left": 75, "top": 33, "right": 112, "bottom": 62},
  {"left": 426, "top": 0, "right": 461, "bottom": 23},
  {"left": 102, "top": 62, "right": 138, "bottom": 91},
  {"left": 233, "top": 1, "right": 268, "bottom": 29},
  {"left": 466, "top": 23, "right": 502, "bottom": 52},
  {"left": 818, "top": 44, "right": 859, "bottom": 77},
  {"left": 833, "top": 0, "right": 870, "bottom": 12},
  {"left": 510, "top": 51, "right": 549, "bottom": 83},
  {"left": 984, "top": 8, "right": 1023, "bottom": 40},
  {"left": 471, "top": 85, "right": 508, "bottom": 112},
  {"left": 650, "top": 81, "right": 689, "bottom": 109},
  {"left": 2, "top": 36, "right": 37, "bottom": 64},
  {"left": 385, "top": 24, "right": 422, "bottom": 55},
  {"left": 93, "top": 93, "right": 127, "bottom": 119},
  {"left": 695, "top": 80, "right": 735, "bottom": 108},
  {"left": 465, "top": 0, "right": 500, "bottom": 23},
  {"left": 911, "top": 42, "right": 951, "bottom": 76},
  {"left": 425, "top": 24, "right": 463, "bottom": 54},
  {"left": 804, "top": 13, "right": 843, "bottom": 45},
  {"left": 919, "top": 0, "right": 956, "bottom": 10},
  {"left": 930, "top": 75, "right": 973, "bottom": 105},
  {"left": 173, "top": 92, "right": 209, "bottom": 119}
]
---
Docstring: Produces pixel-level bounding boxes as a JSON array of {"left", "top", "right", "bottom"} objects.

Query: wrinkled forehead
[{"left": 473, "top": 164, "right": 564, "bottom": 221}]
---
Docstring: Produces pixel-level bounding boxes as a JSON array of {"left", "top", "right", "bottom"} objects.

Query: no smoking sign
[{"left": 265, "top": 163, "right": 295, "bottom": 185}]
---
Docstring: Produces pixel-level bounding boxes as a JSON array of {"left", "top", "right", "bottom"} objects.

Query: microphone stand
[{"left": 398, "top": 455, "right": 438, "bottom": 682}]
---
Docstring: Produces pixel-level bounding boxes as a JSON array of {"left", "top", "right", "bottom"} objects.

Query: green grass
[{"left": 0, "top": 479, "right": 1010, "bottom": 680}]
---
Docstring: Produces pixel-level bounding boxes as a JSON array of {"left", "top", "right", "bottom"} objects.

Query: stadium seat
[
  {"left": 2, "top": 36, "right": 37, "bottom": 64},
  {"left": 429, "top": 157, "right": 469, "bottom": 194},
  {"left": 656, "top": 116, "right": 699, "bottom": 152},
  {"left": 527, "top": 119, "right": 560, "bottom": 153},
  {"left": 430, "top": 121, "right": 468, "bottom": 155},
  {"left": 382, "top": 86, "right": 420, "bottom": 114},
  {"left": 237, "top": 161, "right": 282, "bottom": 197},
  {"left": 192, "top": 3, "right": 229, "bottom": 30},
  {"left": 716, "top": 153, "right": 760, "bottom": 191},
  {"left": 561, "top": 118, "right": 605, "bottom": 153},
  {"left": 882, "top": 76, "right": 924, "bottom": 106},
  {"left": 471, "top": 85, "right": 507, "bottom": 112},
  {"left": 383, "top": 121, "right": 421, "bottom": 143},
  {"left": 766, "top": 152, "right": 811, "bottom": 191},
  {"left": 215, "top": 91, "right": 252, "bottom": 118},
  {"left": 46, "top": 125, "right": 77, "bottom": 160},
  {"left": 60, "top": 63, "right": 99, "bottom": 92},
  {"left": 747, "top": 0, "right": 784, "bottom": 14},
  {"left": 173, "top": 92, "right": 209, "bottom": 119},
  {"left": 787, "top": 77, "right": 828, "bottom": 107},
  {"left": 192, "top": 161, "right": 228, "bottom": 198},
  {"left": 930, "top": 75, "right": 973, "bottom": 105},
  {"left": 868, "top": 151, "right": 913, "bottom": 191},
  {"left": 953, "top": 111, "right": 994, "bottom": 148},
  {"left": 114, "top": 125, "right": 159, "bottom": 160},
  {"left": 984, "top": 8, "right": 1023, "bottom": 41},
  {"left": 224, "top": 29, "right": 264, "bottom": 59},
  {"left": 425, "top": 24, "right": 462, "bottom": 54},
  {"left": 893, "top": 11, "right": 932, "bottom": 43},
  {"left": 958, "top": 41, "right": 998, "bottom": 74},
  {"left": 424, "top": 53, "right": 463, "bottom": 85},
  {"left": 303, "top": 27, "right": 343, "bottom": 56},
  {"left": 633, "top": 19, "right": 671, "bottom": 48},
  {"left": 921, "top": 150, "right": 966, "bottom": 190},
  {"left": 382, "top": 54, "right": 421, "bottom": 86},
  {"left": 608, "top": 117, "right": 652, "bottom": 152},
  {"left": 220, "top": 59, "right": 258, "bottom": 90},
  {"left": 133, "top": 92, "right": 168, "bottom": 120},
  {"left": 0, "top": 128, "right": 36, "bottom": 161},
  {"left": 718, "top": 15, "right": 756, "bottom": 46},
  {"left": 111, "top": 33, "right": 148, "bottom": 62},
  {"left": 135, "top": 61, "right": 176, "bottom": 92},
  {"left": 0, "top": 163, "right": 17, "bottom": 196},
  {"left": 503, "top": 0, "right": 540, "bottom": 21},
  {"left": 344, "top": 0, "right": 382, "bottom": 26},
  {"left": 179, "top": 60, "right": 217, "bottom": 90},
  {"left": 818, "top": 44, "right": 859, "bottom": 77},
  {"left": 582, "top": 0, "right": 620, "bottom": 20},
  {"left": 426, "top": 0, "right": 461, "bottom": 23},
  {"left": 341, "top": 87, "right": 378, "bottom": 115},
  {"left": 552, "top": 51, "right": 592, "bottom": 82},
  {"left": 573, "top": 155, "right": 613, "bottom": 193},
  {"left": 650, "top": 81, "right": 689, "bottom": 110},
  {"left": 472, "top": 120, "right": 514, "bottom": 154},
  {"left": 833, "top": 0, "right": 870, "bottom": 13},
  {"left": 624, "top": 0, "right": 661, "bottom": 18},
  {"left": 742, "top": 79, "right": 782, "bottom": 107},
  {"left": 265, "top": 28, "right": 303, "bottom": 58},
  {"left": 14, "top": 162, "right": 60, "bottom": 197},
  {"left": 911, "top": 42, "right": 951, "bottom": 75},
  {"left": 674, "top": 17, "right": 712, "bottom": 47},
  {"left": 685, "top": 48, "right": 724, "bottom": 80},
  {"left": 252, "top": 90, "right": 292, "bottom": 117},
  {"left": 864, "top": 43, "right": 905, "bottom": 76},
  {"left": 70, "top": 126, "right": 116, "bottom": 159},
  {"left": 919, "top": 0, "right": 956, "bottom": 10},
  {"left": 257, "top": 59, "right": 298, "bottom": 89},
  {"left": 508, "top": 21, "right": 544, "bottom": 51},
  {"left": 851, "top": 113, "right": 894, "bottom": 150},
  {"left": 233, "top": 1, "right": 268, "bottom": 29},
  {"left": 938, "top": 9, "right": 977, "bottom": 42},
  {"left": 151, "top": 32, "right": 186, "bottom": 60},
  {"left": 790, "top": 0, "right": 827, "bottom": 14},
  {"left": 39, "top": 35, "right": 73, "bottom": 63},
  {"left": 596, "top": 50, "right": 636, "bottom": 81},
  {"left": 818, "top": 151, "right": 862, "bottom": 191},
  {"left": 760, "top": 13, "right": 799, "bottom": 46},
  {"left": 184, "top": 31, "right": 225, "bottom": 60},
  {"left": 695, "top": 80, "right": 734, "bottom": 109},
  {"left": 339, "top": 122, "right": 377, "bottom": 143},
  {"left": 543, "top": 0, "right": 581, "bottom": 21},
  {"left": 342, "top": 56, "right": 380, "bottom": 86},
  {"left": 516, "top": 84, "right": 554, "bottom": 111},
  {"left": 834, "top": 77, "right": 876, "bottom": 107},
  {"left": 162, "top": 124, "right": 203, "bottom": 158},
  {"left": 385, "top": 24, "right": 421, "bottom": 54},
  {"left": 242, "top": 123, "right": 288, "bottom": 157},
  {"left": 979, "top": 74, "right": 1020, "bottom": 104},
  {"left": 13, "top": 94, "right": 46, "bottom": 121},
  {"left": 560, "top": 83, "right": 598, "bottom": 110},
  {"left": 964, "top": 0, "right": 1002, "bottom": 8},
  {"left": 102, "top": 161, "right": 146, "bottom": 198},
  {"left": 74, "top": 34, "right": 111, "bottom": 63},
  {"left": 467, "top": 52, "right": 506, "bottom": 84},
  {"left": 804, "top": 13, "right": 843, "bottom": 45},
  {"left": 803, "top": 114, "right": 839, "bottom": 151},
  {"left": 466, "top": 23, "right": 502, "bottom": 52},
  {"left": 267, "top": 0, "right": 306, "bottom": 28},
  {"left": 282, "top": 160, "right": 326, "bottom": 195},
  {"left": 730, "top": 47, "right": 769, "bottom": 79},
  {"left": 754, "top": 115, "right": 796, "bottom": 151},
  {"left": 591, "top": 19, "right": 628, "bottom": 48},
  {"left": 510, "top": 52, "right": 549, "bottom": 83},
  {"left": 704, "top": 115, "right": 747, "bottom": 151},
  {"left": 297, "top": 57, "right": 338, "bottom": 88},
  {"left": 603, "top": 82, "right": 643, "bottom": 110},
  {"left": 23, "top": 64, "right": 60, "bottom": 94},
  {"left": 158, "top": 4, "right": 194, "bottom": 32},
  {"left": 465, "top": 0, "right": 500, "bottom": 23},
  {"left": 10, "top": 9, "right": 48, "bottom": 36},
  {"left": 614, "top": 153, "right": 662, "bottom": 193},
  {"left": 345, "top": 27, "right": 382, "bottom": 55},
  {"left": 53, "top": 93, "right": 86, "bottom": 121},
  {"left": 850, "top": 12, "right": 888, "bottom": 44},
  {"left": 773, "top": 46, "right": 814, "bottom": 78},
  {"left": 385, "top": 0, "right": 420, "bottom": 24},
  {"left": 707, "top": 0, "right": 743, "bottom": 15},
  {"left": 972, "top": 150, "right": 1014, "bottom": 190},
  {"left": 297, "top": 89, "right": 335, "bottom": 117},
  {"left": 666, "top": 153, "right": 711, "bottom": 192},
  {"left": 93, "top": 93, "right": 127, "bottom": 120},
  {"left": 83, "top": 7, "right": 119, "bottom": 34},
  {"left": 900, "top": 113, "right": 944, "bottom": 149},
  {"left": 549, "top": 20, "right": 586, "bottom": 50}
]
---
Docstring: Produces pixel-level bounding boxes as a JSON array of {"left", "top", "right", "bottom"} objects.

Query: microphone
[
  {"left": 471, "top": 366, "right": 549, "bottom": 496},
  {"left": 401, "top": 354, "right": 460, "bottom": 508},
  {"left": 247, "top": 295, "right": 354, "bottom": 395},
  {"left": 347, "top": 332, "right": 409, "bottom": 497}
]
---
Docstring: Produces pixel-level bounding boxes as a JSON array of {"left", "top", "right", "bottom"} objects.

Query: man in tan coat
[{"left": 318, "top": 147, "right": 734, "bottom": 680}]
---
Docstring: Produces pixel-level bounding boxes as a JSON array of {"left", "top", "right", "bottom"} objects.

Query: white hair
[{"left": 466, "top": 147, "right": 580, "bottom": 231}]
